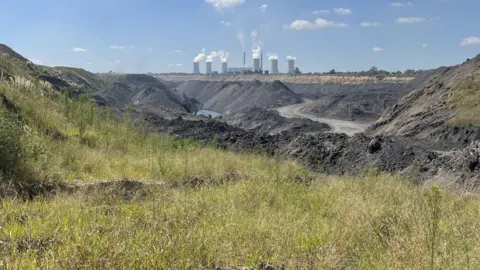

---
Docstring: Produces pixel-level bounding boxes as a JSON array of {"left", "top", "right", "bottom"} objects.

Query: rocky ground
[
  {"left": 136, "top": 110, "right": 480, "bottom": 192},
  {"left": 222, "top": 106, "right": 330, "bottom": 134}
]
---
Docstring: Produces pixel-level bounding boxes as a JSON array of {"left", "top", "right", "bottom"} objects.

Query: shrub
[{"left": 0, "top": 108, "right": 23, "bottom": 175}]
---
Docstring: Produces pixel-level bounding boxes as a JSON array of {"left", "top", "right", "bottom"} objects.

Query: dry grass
[
  {"left": 1, "top": 176, "right": 480, "bottom": 269},
  {"left": 449, "top": 78, "right": 480, "bottom": 126},
  {"left": 1, "top": 76, "right": 480, "bottom": 268}
]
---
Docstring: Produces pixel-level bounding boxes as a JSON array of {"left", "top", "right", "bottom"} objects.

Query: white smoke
[
  {"left": 206, "top": 51, "right": 219, "bottom": 62},
  {"left": 219, "top": 51, "right": 230, "bottom": 63},
  {"left": 267, "top": 52, "right": 278, "bottom": 60},
  {"left": 193, "top": 48, "right": 206, "bottom": 63},
  {"left": 237, "top": 29, "right": 245, "bottom": 50},
  {"left": 252, "top": 46, "right": 261, "bottom": 59},
  {"left": 251, "top": 30, "right": 264, "bottom": 59},
  {"left": 286, "top": 55, "right": 296, "bottom": 60}
]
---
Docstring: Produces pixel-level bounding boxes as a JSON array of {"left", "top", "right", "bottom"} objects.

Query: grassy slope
[
  {"left": 0, "top": 69, "right": 480, "bottom": 268},
  {"left": 449, "top": 77, "right": 480, "bottom": 126}
]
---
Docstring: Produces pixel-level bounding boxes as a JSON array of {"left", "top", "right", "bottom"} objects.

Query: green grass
[
  {"left": 449, "top": 77, "right": 480, "bottom": 126},
  {"left": 1, "top": 75, "right": 480, "bottom": 268}
]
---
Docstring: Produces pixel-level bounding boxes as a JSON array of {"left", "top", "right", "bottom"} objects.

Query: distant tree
[
  {"left": 294, "top": 67, "right": 302, "bottom": 74},
  {"left": 329, "top": 69, "right": 336, "bottom": 74},
  {"left": 404, "top": 69, "right": 416, "bottom": 75},
  {"left": 367, "top": 66, "right": 379, "bottom": 76},
  {"left": 264, "top": 70, "right": 269, "bottom": 75}
]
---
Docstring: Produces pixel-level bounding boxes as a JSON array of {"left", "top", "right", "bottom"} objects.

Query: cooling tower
[
  {"left": 193, "top": 62, "right": 200, "bottom": 74},
  {"left": 206, "top": 62, "right": 213, "bottom": 74},
  {"left": 253, "top": 58, "right": 261, "bottom": 72},
  {"left": 288, "top": 59, "right": 295, "bottom": 74},
  {"left": 271, "top": 59, "right": 279, "bottom": 74},
  {"left": 222, "top": 62, "right": 228, "bottom": 74}
]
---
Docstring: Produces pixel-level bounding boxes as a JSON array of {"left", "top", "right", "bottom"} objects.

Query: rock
[
  {"left": 368, "top": 138, "right": 382, "bottom": 154},
  {"left": 468, "top": 158, "right": 479, "bottom": 172}
]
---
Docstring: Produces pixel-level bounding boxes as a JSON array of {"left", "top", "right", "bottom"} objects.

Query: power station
[{"left": 191, "top": 50, "right": 297, "bottom": 75}]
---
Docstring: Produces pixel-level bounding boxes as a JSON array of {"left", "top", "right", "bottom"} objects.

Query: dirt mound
[
  {"left": 52, "top": 67, "right": 108, "bottom": 92},
  {"left": 287, "top": 70, "right": 437, "bottom": 121},
  {"left": 367, "top": 57, "right": 480, "bottom": 150},
  {"left": 173, "top": 79, "right": 302, "bottom": 113},
  {"left": 94, "top": 74, "right": 201, "bottom": 113},
  {"left": 223, "top": 106, "right": 330, "bottom": 134},
  {"left": 0, "top": 44, "right": 29, "bottom": 62}
]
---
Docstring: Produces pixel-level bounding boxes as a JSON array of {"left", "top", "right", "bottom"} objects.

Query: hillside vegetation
[
  {"left": 449, "top": 77, "right": 480, "bottom": 126},
  {"left": 1, "top": 50, "right": 480, "bottom": 268}
]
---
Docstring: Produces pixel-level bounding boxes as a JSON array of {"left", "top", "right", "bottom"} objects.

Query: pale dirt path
[{"left": 275, "top": 102, "right": 374, "bottom": 136}]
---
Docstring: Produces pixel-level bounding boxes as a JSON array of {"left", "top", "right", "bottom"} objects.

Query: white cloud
[
  {"left": 174, "top": 49, "right": 183, "bottom": 53},
  {"left": 334, "top": 8, "right": 352, "bottom": 15},
  {"left": 312, "top": 10, "right": 330, "bottom": 15},
  {"left": 86, "top": 62, "right": 93, "bottom": 65},
  {"left": 221, "top": 21, "right": 232, "bottom": 26},
  {"left": 260, "top": 4, "right": 268, "bottom": 12},
  {"left": 389, "top": 2, "right": 413, "bottom": 7},
  {"left": 109, "top": 45, "right": 125, "bottom": 50},
  {"left": 205, "top": 0, "right": 245, "bottom": 12},
  {"left": 422, "top": 43, "right": 428, "bottom": 48},
  {"left": 389, "top": 2, "right": 404, "bottom": 7},
  {"left": 373, "top": 47, "right": 384, "bottom": 52},
  {"left": 30, "top": 59, "right": 43, "bottom": 65},
  {"left": 361, "top": 22, "right": 382, "bottom": 27},
  {"left": 114, "top": 60, "right": 121, "bottom": 63},
  {"left": 460, "top": 37, "right": 480, "bottom": 46},
  {"left": 147, "top": 48, "right": 153, "bottom": 51},
  {"left": 176, "top": 64, "right": 184, "bottom": 67},
  {"left": 396, "top": 17, "right": 426, "bottom": 24},
  {"left": 71, "top": 47, "right": 87, "bottom": 52},
  {"left": 286, "top": 18, "right": 347, "bottom": 30}
]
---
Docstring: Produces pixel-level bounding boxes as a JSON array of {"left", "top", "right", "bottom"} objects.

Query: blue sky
[{"left": 1, "top": 0, "right": 480, "bottom": 73}]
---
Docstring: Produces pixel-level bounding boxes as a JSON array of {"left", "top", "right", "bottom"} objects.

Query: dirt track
[{"left": 275, "top": 102, "right": 374, "bottom": 136}]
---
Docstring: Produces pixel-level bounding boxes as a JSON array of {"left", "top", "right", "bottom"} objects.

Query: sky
[{"left": 1, "top": 0, "right": 480, "bottom": 74}]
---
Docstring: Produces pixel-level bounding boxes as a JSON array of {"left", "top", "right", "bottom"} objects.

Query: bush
[{"left": 0, "top": 107, "right": 23, "bottom": 175}]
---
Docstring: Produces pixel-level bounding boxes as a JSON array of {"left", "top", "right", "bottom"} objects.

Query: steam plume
[
  {"left": 206, "top": 51, "right": 219, "bottom": 62},
  {"left": 251, "top": 30, "right": 264, "bottom": 59},
  {"left": 286, "top": 55, "right": 296, "bottom": 60},
  {"left": 237, "top": 29, "right": 245, "bottom": 50},
  {"left": 219, "top": 51, "right": 230, "bottom": 63},
  {"left": 267, "top": 52, "right": 278, "bottom": 60},
  {"left": 193, "top": 48, "right": 206, "bottom": 63}
]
